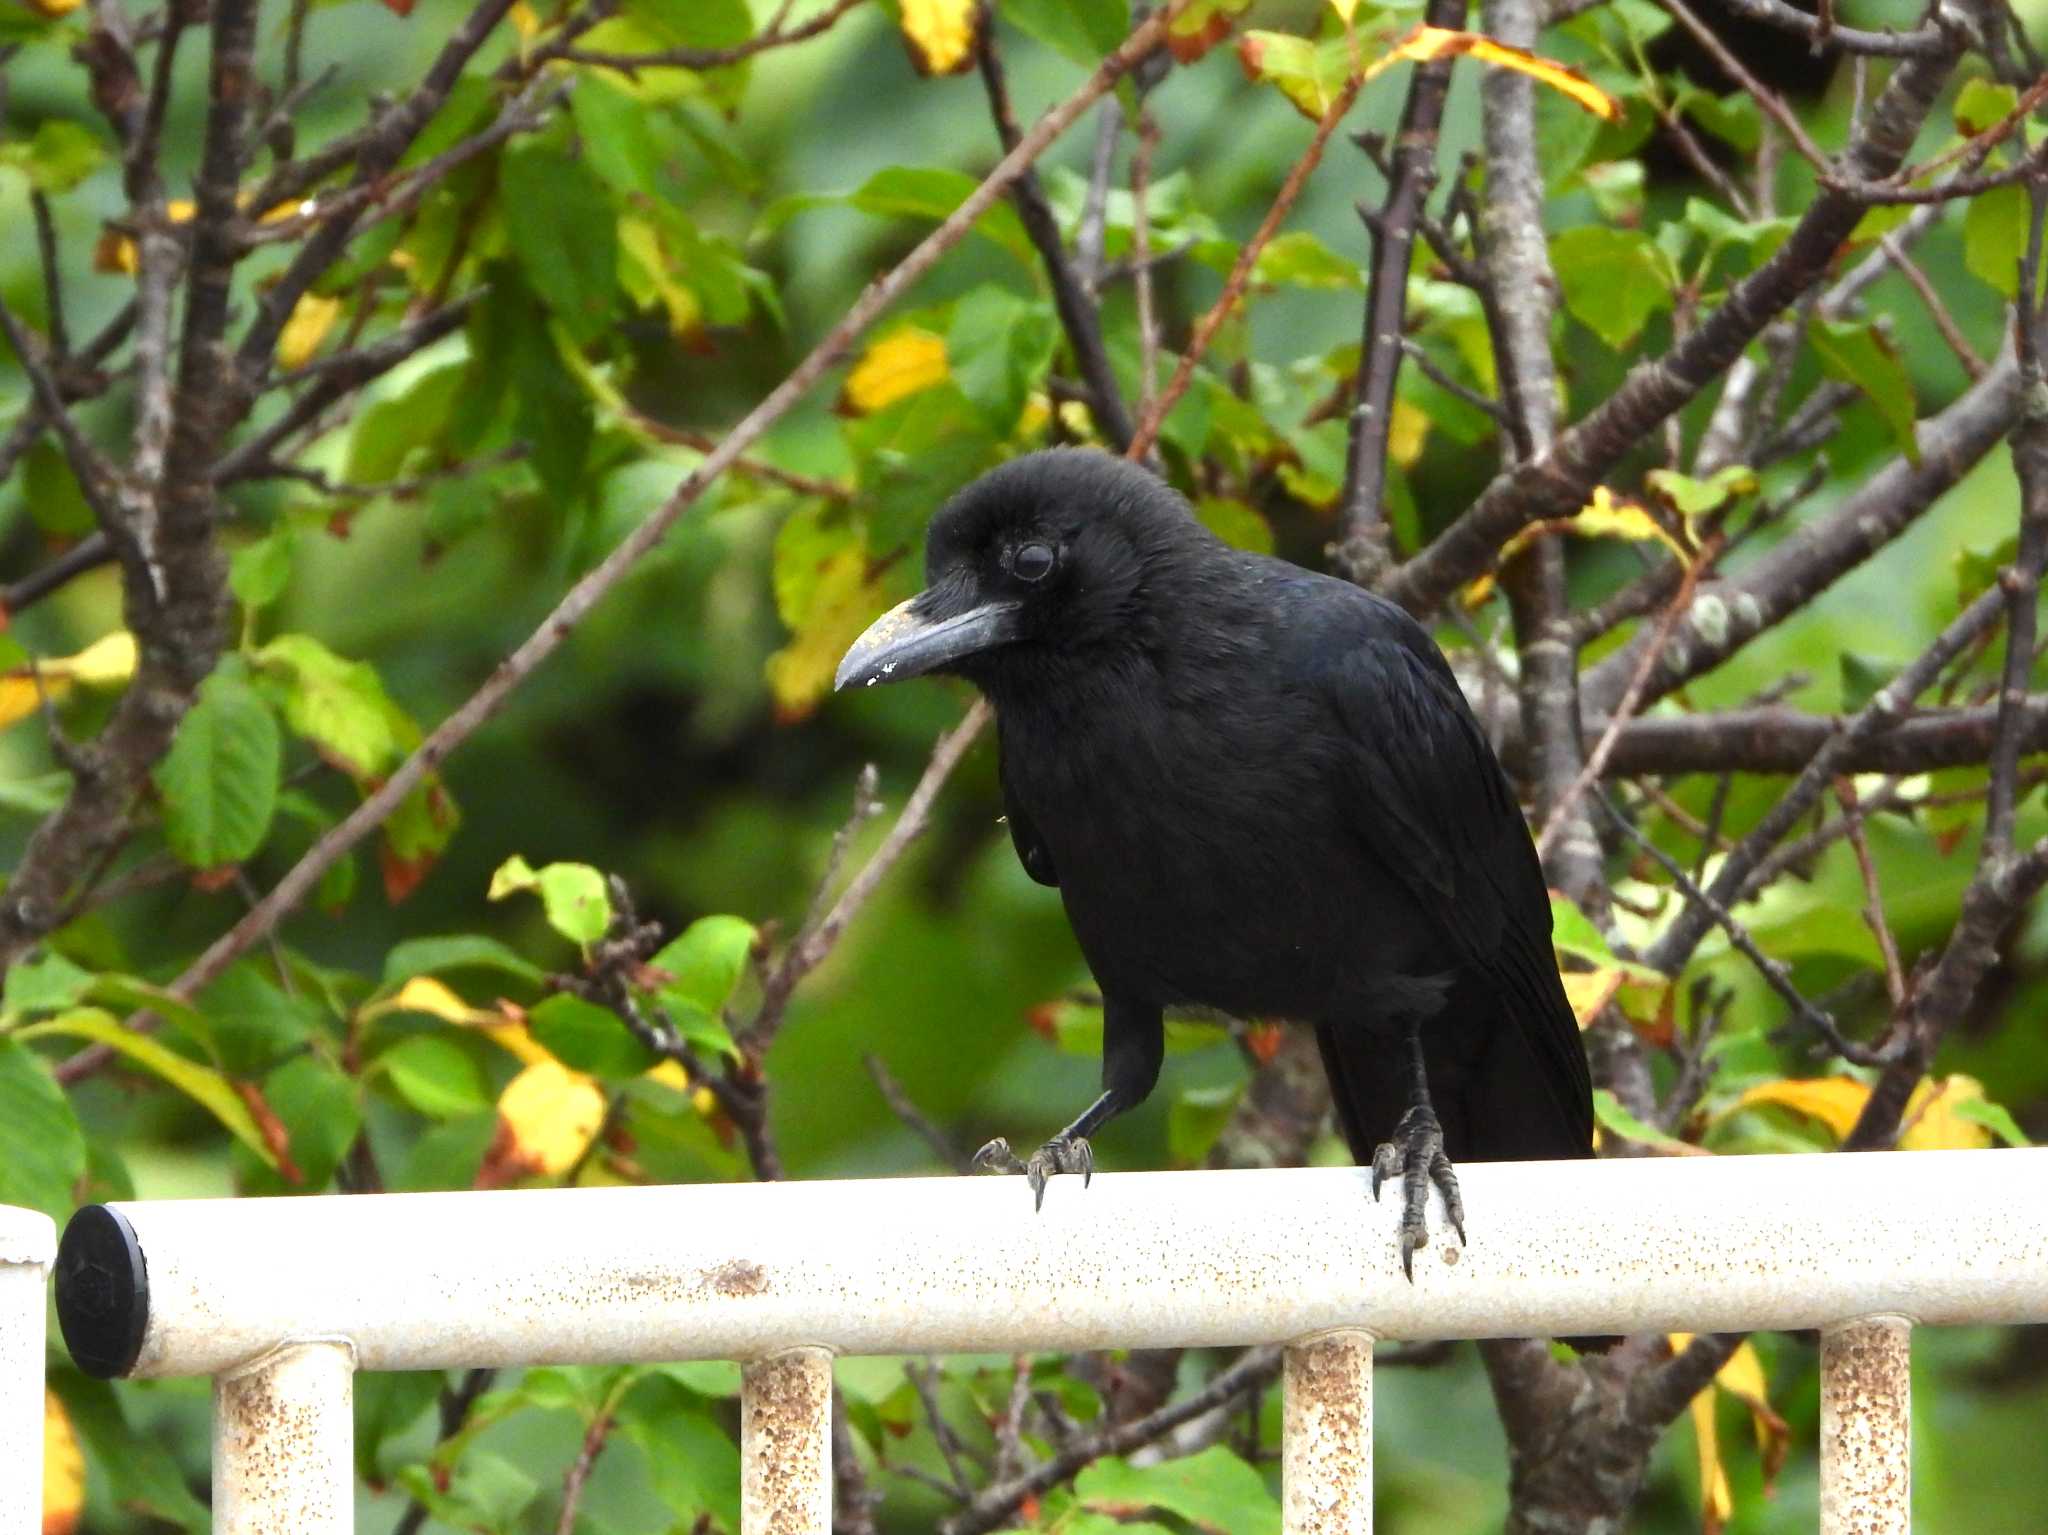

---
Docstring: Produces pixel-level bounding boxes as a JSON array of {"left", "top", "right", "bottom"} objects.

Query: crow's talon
[
  {"left": 973, "top": 1136, "right": 1025, "bottom": 1175},
  {"left": 1370, "top": 1105, "right": 1463, "bottom": 1281},
  {"left": 974, "top": 1134, "right": 1094, "bottom": 1209}
]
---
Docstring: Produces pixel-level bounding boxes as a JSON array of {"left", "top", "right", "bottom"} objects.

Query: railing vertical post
[
  {"left": 742, "top": 1345, "right": 834, "bottom": 1535},
  {"left": 1283, "top": 1329, "right": 1374, "bottom": 1535},
  {"left": 1820, "top": 1315, "right": 1911, "bottom": 1535},
  {"left": 212, "top": 1340, "right": 356, "bottom": 1535},
  {"left": 0, "top": 1207, "right": 56, "bottom": 1535}
]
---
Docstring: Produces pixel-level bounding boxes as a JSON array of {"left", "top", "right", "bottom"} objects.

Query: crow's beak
[{"left": 835, "top": 596, "right": 1023, "bottom": 691}]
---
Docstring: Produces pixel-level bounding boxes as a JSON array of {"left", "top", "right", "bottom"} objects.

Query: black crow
[{"left": 836, "top": 448, "right": 1594, "bottom": 1276}]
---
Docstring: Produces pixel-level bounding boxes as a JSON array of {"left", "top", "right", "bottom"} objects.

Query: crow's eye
[{"left": 1011, "top": 542, "right": 1056, "bottom": 582}]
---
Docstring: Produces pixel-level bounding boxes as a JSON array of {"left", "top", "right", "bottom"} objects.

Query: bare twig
[
  {"left": 977, "top": 27, "right": 1136, "bottom": 453},
  {"left": 864, "top": 1053, "right": 973, "bottom": 1172},
  {"left": 1335, "top": 0, "right": 1466, "bottom": 577},
  {"left": 1128, "top": 78, "right": 1361, "bottom": 461},
  {"left": 1833, "top": 780, "right": 1908, "bottom": 1006},
  {"left": 74, "top": 0, "right": 1183, "bottom": 1049}
]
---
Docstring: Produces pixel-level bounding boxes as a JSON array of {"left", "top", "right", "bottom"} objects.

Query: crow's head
[{"left": 835, "top": 448, "right": 1208, "bottom": 694}]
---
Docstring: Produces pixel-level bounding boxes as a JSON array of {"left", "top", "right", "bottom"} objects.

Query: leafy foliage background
[{"left": 4, "top": 0, "right": 2048, "bottom": 1530}]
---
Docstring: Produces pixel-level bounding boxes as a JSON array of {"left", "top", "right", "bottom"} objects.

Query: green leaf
[
  {"left": 500, "top": 142, "right": 621, "bottom": 345},
  {"left": 379, "top": 1034, "right": 494, "bottom": 1118},
  {"left": 356, "top": 1372, "right": 445, "bottom": 1482},
  {"left": 946, "top": 286, "right": 1058, "bottom": 433},
  {"left": 22, "top": 439, "right": 95, "bottom": 536},
  {"left": 1076, "top": 1445, "right": 1281, "bottom": 1534},
  {"left": 1952, "top": 1095, "right": 2032, "bottom": 1147},
  {"left": 1251, "top": 230, "right": 1363, "bottom": 290},
  {"left": 1002, "top": 0, "right": 1129, "bottom": 66},
  {"left": 255, "top": 633, "right": 403, "bottom": 780},
  {"left": 651, "top": 914, "right": 757, "bottom": 1056},
  {"left": 1592, "top": 1088, "right": 1695, "bottom": 1153},
  {"left": 1238, "top": 30, "right": 1354, "bottom": 120},
  {"left": 0, "top": 117, "right": 107, "bottom": 192},
  {"left": 488, "top": 855, "right": 614, "bottom": 945},
  {"left": 1840, "top": 650, "right": 1904, "bottom": 713},
  {"left": 383, "top": 934, "right": 546, "bottom": 988},
  {"left": 528, "top": 992, "right": 658, "bottom": 1078},
  {"left": 1550, "top": 893, "right": 1661, "bottom": 978},
  {"left": 51, "top": 1376, "right": 210, "bottom": 1532},
  {"left": 760, "top": 166, "right": 1036, "bottom": 269},
  {"left": 256, "top": 1053, "right": 362, "bottom": 1191},
  {"left": 346, "top": 362, "right": 466, "bottom": 483},
  {"left": 1193, "top": 497, "right": 1275, "bottom": 554},
  {"left": 153, "top": 671, "right": 281, "bottom": 869},
  {"left": 616, "top": 1375, "right": 743, "bottom": 1531},
  {"left": 1954, "top": 78, "right": 2017, "bottom": 136},
  {"left": 1810, "top": 319, "right": 1919, "bottom": 465},
  {"left": 17, "top": 1009, "right": 279, "bottom": 1168},
  {"left": 1965, "top": 183, "right": 2029, "bottom": 299},
  {"left": 191, "top": 962, "right": 321, "bottom": 1078},
  {"left": 1551, "top": 226, "right": 1672, "bottom": 349},
  {"left": 1169, "top": 1082, "right": 1242, "bottom": 1165},
  {"left": 2, "top": 947, "right": 94, "bottom": 1018},
  {"left": 0, "top": 1037, "right": 86, "bottom": 1219},
  {"left": 1956, "top": 534, "right": 2018, "bottom": 608},
  {"left": 230, "top": 529, "right": 294, "bottom": 611}
]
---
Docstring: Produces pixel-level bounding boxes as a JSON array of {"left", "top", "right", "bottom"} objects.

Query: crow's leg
[
  {"left": 975, "top": 993, "right": 1162, "bottom": 1210},
  {"left": 974, "top": 1091, "right": 1115, "bottom": 1209},
  {"left": 1369, "top": 1021, "right": 1466, "bottom": 1279}
]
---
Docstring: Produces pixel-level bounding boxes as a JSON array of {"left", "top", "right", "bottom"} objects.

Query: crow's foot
[
  {"left": 973, "top": 1134, "right": 1095, "bottom": 1211},
  {"left": 1370, "top": 1104, "right": 1466, "bottom": 1281}
]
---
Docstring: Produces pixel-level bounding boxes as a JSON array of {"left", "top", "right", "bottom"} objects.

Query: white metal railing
[
  {"left": 9, "top": 1148, "right": 2048, "bottom": 1533},
  {"left": 0, "top": 1207, "right": 53, "bottom": 1535}
]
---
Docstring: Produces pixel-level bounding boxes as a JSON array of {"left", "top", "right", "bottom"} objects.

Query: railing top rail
[
  {"left": 54, "top": 1149, "right": 2048, "bottom": 1380},
  {"left": 0, "top": 1208, "right": 53, "bottom": 1268}
]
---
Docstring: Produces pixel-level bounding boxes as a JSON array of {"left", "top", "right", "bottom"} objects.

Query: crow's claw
[
  {"left": 973, "top": 1134, "right": 1093, "bottom": 1210},
  {"left": 1370, "top": 1104, "right": 1465, "bottom": 1281},
  {"left": 973, "top": 1136, "right": 1025, "bottom": 1174}
]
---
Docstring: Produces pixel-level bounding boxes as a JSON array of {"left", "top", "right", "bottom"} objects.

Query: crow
[{"left": 836, "top": 447, "right": 1594, "bottom": 1277}]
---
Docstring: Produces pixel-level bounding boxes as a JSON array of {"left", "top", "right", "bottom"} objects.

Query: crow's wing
[
  {"left": 1304, "top": 593, "right": 1592, "bottom": 1156},
  {"left": 997, "top": 742, "right": 1059, "bottom": 888}
]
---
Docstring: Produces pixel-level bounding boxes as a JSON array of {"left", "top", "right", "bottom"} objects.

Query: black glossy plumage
[{"left": 852, "top": 448, "right": 1593, "bottom": 1219}]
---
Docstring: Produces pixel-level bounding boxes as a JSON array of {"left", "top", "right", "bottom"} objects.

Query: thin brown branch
[
  {"left": 865, "top": 1053, "right": 973, "bottom": 1172},
  {"left": 1128, "top": 78, "right": 1360, "bottom": 462},
  {"left": 749, "top": 701, "right": 989, "bottom": 1052},
  {"left": 159, "top": 3, "right": 1181, "bottom": 1015},
  {"left": 940, "top": 1346, "right": 1284, "bottom": 1535},
  {"left": 1382, "top": 36, "right": 1963, "bottom": 615},
  {"left": 977, "top": 26, "right": 1134, "bottom": 453},
  {"left": 1833, "top": 780, "right": 1908, "bottom": 1006},
  {"left": 1335, "top": 0, "right": 1465, "bottom": 578}
]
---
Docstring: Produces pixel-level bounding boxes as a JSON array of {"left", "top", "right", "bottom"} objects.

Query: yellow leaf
[
  {"left": 276, "top": 292, "right": 343, "bottom": 371},
  {"left": 1670, "top": 1334, "right": 1791, "bottom": 1502},
  {"left": 43, "top": 1391, "right": 84, "bottom": 1535},
  {"left": 1688, "top": 1388, "right": 1732, "bottom": 1535},
  {"left": 843, "top": 328, "right": 950, "bottom": 413},
  {"left": 495, "top": 1059, "right": 606, "bottom": 1177},
  {"left": 1728, "top": 1075, "right": 1871, "bottom": 1142},
  {"left": 765, "top": 550, "right": 887, "bottom": 723},
  {"left": 1560, "top": 968, "right": 1621, "bottom": 1028},
  {"left": 1363, "top": 26, "right": 1620, "bottom": 121},
  {"left": 26, "top": 0, "right": 84, "bottom": 16},
  {"left": 0, "top": 633, "right": 140, "bottom": 730},
  {"left": 1574, "top": 485, "right": 1689, "bottom": 560},
  {"left": 618, "top": 216, "right": 705, "bottom": 342},
  {"left": 390, "top": 976, "right": 484, "bottom": 1024},
  {"left": 1460, "top": 571, "right": 1498, "bottom": 608},
  {"left": 1388, "top": 396, "right": 1430, "bottom": 469},
  {"left": 899, "top": 0, "right": 980, "bottom": 74},
  {"left": 1326, "top": 0, "right": 1360, "bottom": 19},
  {"left": 645, "top": 1059, "right": 692, "bottom": 1093},
  {"left": 508, "top": 0, "right": 541, "bottom": 38},
  {"left": 62, "top": 631, "right": 140, "bottom": 684},
  {"left": 1901, "top": 1073, "right": 1995, "bottom": 1151}
]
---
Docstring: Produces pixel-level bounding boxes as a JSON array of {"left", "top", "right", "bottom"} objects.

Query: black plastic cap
[{"left": 55, "top": 1205, "right": 148, "bottom": 1378}]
